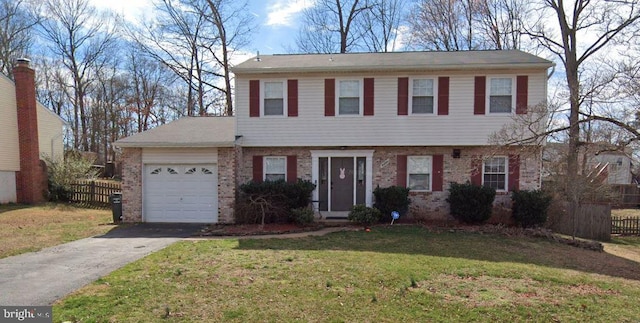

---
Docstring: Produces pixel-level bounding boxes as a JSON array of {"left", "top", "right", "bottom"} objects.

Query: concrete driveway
[{"left": 0, "top": 223, "right": 202, "bottom": 306}]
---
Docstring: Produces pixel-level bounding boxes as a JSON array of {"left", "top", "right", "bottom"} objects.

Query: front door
[{"left": 331, "top": 157, "right": 354, "bottom": 211}]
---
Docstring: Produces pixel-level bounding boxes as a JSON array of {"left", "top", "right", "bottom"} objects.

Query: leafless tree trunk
[{"left": 359, "top": 0, "right": 404, "bottom": 52}]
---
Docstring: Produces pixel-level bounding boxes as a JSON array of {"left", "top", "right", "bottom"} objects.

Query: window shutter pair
[
  {"left": 249, "top": 80, "right": 298, "bottom": 117},
  {"left": 470, "top": 154, "right": 520, "bottom": 190},
  {"left": 474, "top": 76, "right": 528, "bottom": 115},
  {"left": 324, "top": 78, "right": 375, "bottom": 116},
  {"left": 396, "top": 155, "right": 444, "bottom": 191},
  {"left": 252, "top": 155, "right": 297, "bottom": 183},
  {"left": 397, "top": 77, "right": 449, "bottom": 115}
]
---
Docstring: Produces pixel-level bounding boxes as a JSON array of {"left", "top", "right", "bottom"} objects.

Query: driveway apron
[{"left": 0, "top": 224, "right": 201, "bottom": 306}]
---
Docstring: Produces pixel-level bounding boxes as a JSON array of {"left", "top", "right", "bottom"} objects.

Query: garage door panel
[{"left": 144, "top": 164, "right": 218, "bottom": 223}]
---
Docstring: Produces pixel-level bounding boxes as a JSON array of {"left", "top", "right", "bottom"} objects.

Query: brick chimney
[{"left": 13, "top": 58, "right": 44, "bottom": 203}]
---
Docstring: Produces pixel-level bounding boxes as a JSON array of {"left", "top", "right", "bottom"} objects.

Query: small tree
[{"left": 43, "top": 152, "right": 99, "bottom": 202}]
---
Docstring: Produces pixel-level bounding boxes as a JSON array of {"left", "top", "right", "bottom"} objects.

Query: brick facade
[
  {"left": 217, "top": 147, "right": 237, "bottom": 223},
  {"left": 121, "top": 148, "right": 142, "bottom": 222}
]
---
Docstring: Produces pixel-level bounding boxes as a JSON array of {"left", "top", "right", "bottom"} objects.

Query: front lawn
[
  {"left": 54, "top": 226, "right": 640, "bottom": 322},
  {"left": 0, "top": 203, "right": 115, "bottom": 258}
]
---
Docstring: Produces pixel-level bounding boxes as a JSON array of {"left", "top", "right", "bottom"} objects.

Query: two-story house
[{"left": 116, "top": 50, "right": 552, "bottom": 223}]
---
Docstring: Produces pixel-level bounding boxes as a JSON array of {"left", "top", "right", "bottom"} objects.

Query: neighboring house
[
  {"left": 543, "top": 142, "right": 634, "bottom": 185},
  {"left": 0, "top": 59, "right": 65, "bottom": 204},
  {"left": 116, "top": 50, "right": 552, "bottom": 223}
]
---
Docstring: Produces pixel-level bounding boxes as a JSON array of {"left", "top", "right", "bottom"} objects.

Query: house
[
  {"left": 0, "top": 59, "right": 65, "bottom": 204},
  {"left": 116, "top": 50, "right": 552, "bottom": 223}
]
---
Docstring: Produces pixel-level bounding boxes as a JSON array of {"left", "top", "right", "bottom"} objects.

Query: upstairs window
[
  {"left": 483, "top": 157, "right": 507, "bottom": 191},
  {"left": 264, "top": 81, "right": 285, "bottom": 116},
  {"left": 338, "top": 80, "right": 361, "bottom": 115},
  {"left": 408, "top": 156, "right": 432, "bottom": 191},
  {"left": 411, "top": 79, "right": 434, "bottom": 114},
  {"left": 264, "top": 156, "right": 286, "bottom": 181},
  {"left": 489, "top": 78, "right": 513, "bottom": 113}
]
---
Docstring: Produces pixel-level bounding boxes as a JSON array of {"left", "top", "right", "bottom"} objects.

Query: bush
[
  {"left": 290, "top": 207, "right": 315, "bottom": 225},
  {"left": 348, "top": 204, "right": 382, "bottom": 226},
  {"left": 236, "top": 179, "right": 316, "bottom": 224},
  {"left": 446, "top": 182, "right": 496, "bottom": 224},
  {"left": 43, "top": 152, "right": 99, "bottom": 202},
  {"left": 511, "top": 190, "right": 552, "bottom": 228},
  {"left": 373, "top": 186, "right": 411, "bottom": 222}
]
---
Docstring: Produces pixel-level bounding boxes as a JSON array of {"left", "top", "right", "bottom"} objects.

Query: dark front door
[{"left": 331, "top": 157, "right": 354, "bottom": 211}]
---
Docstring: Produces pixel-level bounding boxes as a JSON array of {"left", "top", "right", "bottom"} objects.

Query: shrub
[
  {"left": 43, "top": 152, "right": 99, "bottom": 202},
  {"left": 511, "top": 190, "right": 552, "bottom": 228},
  {"left": 373, "top": 186, "right": 411, "bottom": 222},
  {"left": 348, "top": 204, "right": 382, "bottom": 226},
  {"left": 290, "top": 207, "right": 315, "bottom": 225},
  {"left": 446, "top": 182, "right": 496, "bottom": 224},
  {"left": 236, "top": 179, "right": 316, "bottom": 224}
]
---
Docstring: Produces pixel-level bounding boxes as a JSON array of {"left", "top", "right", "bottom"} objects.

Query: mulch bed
[{"left": 199, "top": 223, "right": 332, "bottom": 236}]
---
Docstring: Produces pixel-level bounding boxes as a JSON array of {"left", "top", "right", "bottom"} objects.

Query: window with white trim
[
  {"left": 263, "top": 81, "right": 285, "bottom": 116},
  {"left": 483, "top": 156, "right": 507, "bottom": 191},
  {"left": 338, "top": 80, "right": 361, "bottom": 115},
  {"left": 411, "top": 79, "right": 435, "bottom": 114},
  {"left": 264, "top": 156, "right": 286, "bottom": 181},
  {"left": 488, "top": 78, "right": 513, "bottom": 113},
  {"left": 408, "top": 156, "right": 432, "bottom": 191}
]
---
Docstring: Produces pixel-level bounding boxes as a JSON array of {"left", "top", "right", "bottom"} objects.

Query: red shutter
[
  {"left": 508, "top": 154, "right": 520, "bottom": 191},
  {"left": 516, "top": 76, "right": 528, "bottom": 115},
  {"left": 324, "top": 79, "right": 335, "bottom": 116},
  {"left": 252, "top": 155, "right": 263, "bottom": 183},
  {"left": 364, "top": 78, "right": 374, "bottom": 116},
  {"left": 471, "top": 156, "right": 483, "bottom": 186},
  {"left": 437, "top": 77, "right": 449, "bottom": 115},
  {"left": 474, "top": 76, "right": 486, "bottom": 115},
  {"left": 288, "top": 79, "right": 298, "bottom": 117},
  {"left": 249, "top": 80, "right": 260, "bottom": 117},
  {"left": 397, "top": 155, "right": 407, "bottom": 187},
  {"left": 287, "top": 155, "right": 297, "bottom": 183},
  {"left": 432, "top": 154, "right": 444, "bottom": 191},
  {"left": 397, "top": 77, "right": 408, "bottom": 115}
]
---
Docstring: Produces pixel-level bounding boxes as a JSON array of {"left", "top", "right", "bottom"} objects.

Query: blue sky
[{"left": 93, "top": 0, "right": 308, "bottom": 55}]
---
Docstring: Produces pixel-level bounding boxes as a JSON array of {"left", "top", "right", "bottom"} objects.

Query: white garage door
[{"left": 143, "top": 164, "right": 218, "bottom": 223}]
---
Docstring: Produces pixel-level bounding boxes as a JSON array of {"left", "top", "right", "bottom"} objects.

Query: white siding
[
  {"left": 142, "top": 148, "right": 218, "bottom": 164},
  {"left": 236, "top": 70, "right": 548, "bottom": 147},
  {"left": 0, "top": 171, "right": 16, "bottom": 203},
  {"left": 37, "top": 103, "right": 64, "bottom": 160},
  {"left": 0, "top": 75, "right": 19, "bottom": 171}
]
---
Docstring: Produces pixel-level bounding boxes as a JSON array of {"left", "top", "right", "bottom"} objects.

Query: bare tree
[
  {"left": 0, "top": 0, "right": 39, "bottom": 78},
  {"left": 359, "top": 0, "right": 404, "bottom": 52},
  {"left": 476, "top": 0, "right": 525, "bottom": 50},
  {"left": 297, "top": 0, "right": 374, "bottom": 53},
  {"left": 407, "top": 0, "right": 479, "bottom": 50},
  {"left": 38, "top": 0, "right": 117, "bottom": 151}
]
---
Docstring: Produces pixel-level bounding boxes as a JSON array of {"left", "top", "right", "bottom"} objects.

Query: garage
[{"left": 143, "top": 164, "right": 218, "bottom": 223}]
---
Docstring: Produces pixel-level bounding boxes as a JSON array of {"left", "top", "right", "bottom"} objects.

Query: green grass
[
  {"left": 53, "top": 226, "right": 640, "bottom": 322},
  {"left": 0, "top": 203, "right": 116, "bottom": 258}
]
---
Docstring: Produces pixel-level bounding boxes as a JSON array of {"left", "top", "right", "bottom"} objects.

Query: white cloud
[
  {"left": 266, "top": 0, "right": 315, "bottom": 27},
  {"left": 89, "top": 0, "right": 150, "bottom": 22}
]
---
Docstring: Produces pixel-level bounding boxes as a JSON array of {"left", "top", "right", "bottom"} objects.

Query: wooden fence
[
  {"left": 70, "top": 180, "right": 121, "bottom": 207},
  {"left": 547, "top": 201, "right": 611, "bottom": 241},
  {"left": 611, "top": 184, "right": 640, "bottom": 208},
  {"left": 611, "top": 216, "right": 640, "bottom": 235}
]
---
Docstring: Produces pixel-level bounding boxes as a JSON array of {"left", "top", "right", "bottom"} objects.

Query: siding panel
[{"left": 0, "top": 75, "right": 20, "bottom": 171}]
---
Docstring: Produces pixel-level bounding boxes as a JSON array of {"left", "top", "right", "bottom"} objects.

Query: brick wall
[
  {"left": 217, "top": 147, "right": 236, "bottom": 223},
  {"left": 121, "top": 148, "right": 142, "bottom": 222},
  {"left": 239, "top": 146, "right": 541, "bottom": 221}
]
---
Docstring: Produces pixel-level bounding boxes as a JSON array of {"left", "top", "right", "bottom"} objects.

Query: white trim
[
  {"left": 482, "top": 156, "right": 509, "bottom": 192},
  {"left": 335, "top": 78, "right": 364, "bottom": 116},
  {"left": 261, "top": 79, "right": 288, "bottom": 117},
  {"left": 263, "top": 156, "right": 287, "bottom": 181},
  {"left": 486, "top": 76, "right": 516, "bottom": 114},
  {"left": 310, "top": 150, "right": 374, "bottom": 211},
  {"left": 408, "top": 77, "right": 438, "bottom": 115},
  {"left": 407, "top": 155, "right": 433, "bottom": 192}
]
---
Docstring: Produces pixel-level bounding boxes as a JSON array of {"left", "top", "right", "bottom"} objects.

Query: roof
[
  {"left": 232, "top": 50, "right": 554, "bottom": 75},
  {"left": 114, "top": 117, "right": 236, "bottom": 148}
]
